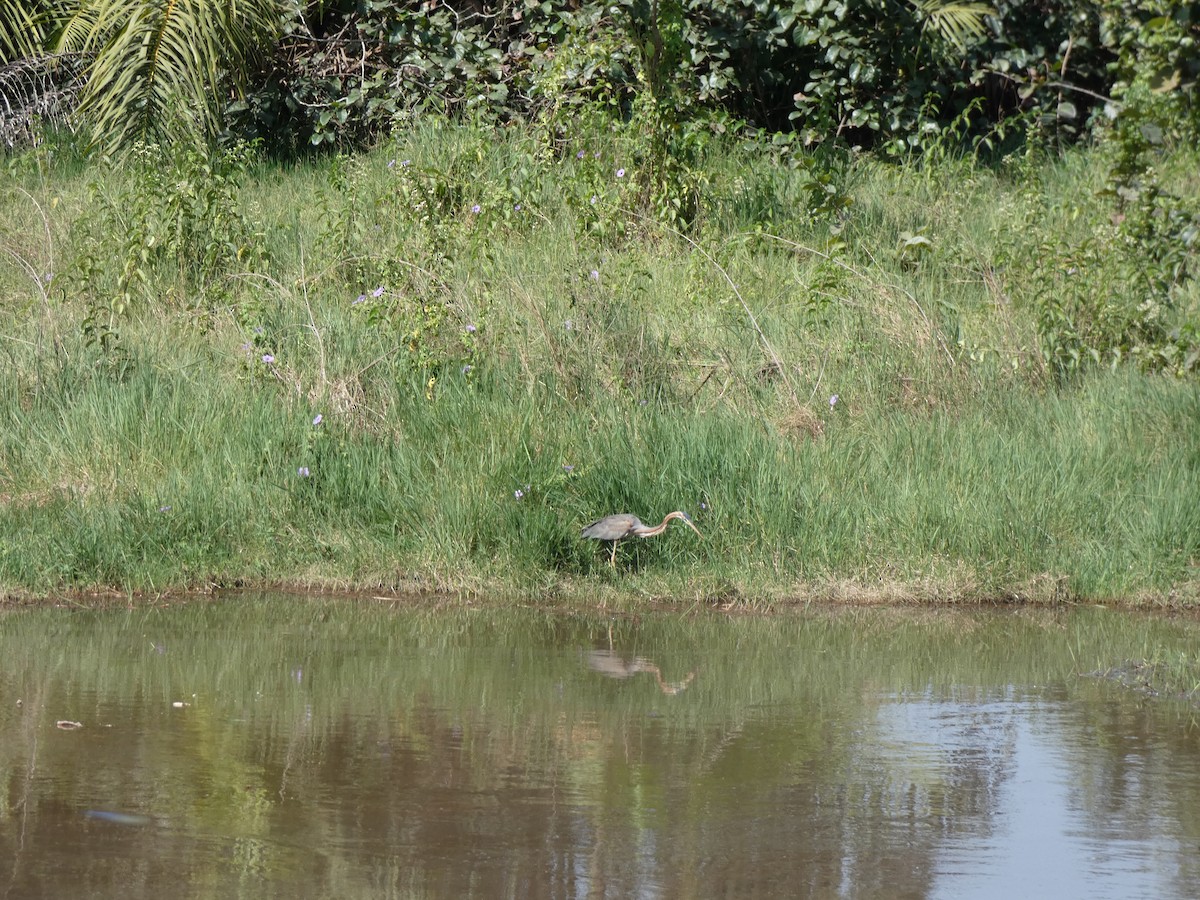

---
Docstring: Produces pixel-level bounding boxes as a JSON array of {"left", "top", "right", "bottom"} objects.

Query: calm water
[{"left": 1, "top": 597, "right": 1199, "bottom": 899}]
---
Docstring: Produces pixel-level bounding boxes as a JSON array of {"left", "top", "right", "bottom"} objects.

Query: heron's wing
[{"left": 581, "top": 514, "right": 640, "bottom": 540}]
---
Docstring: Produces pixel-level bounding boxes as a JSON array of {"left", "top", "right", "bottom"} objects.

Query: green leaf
[
  {"left": 53, "top": 0, "right": 288, "bottom": 154},
  {"left": 909, "top": 0, "right": 994, "bottom": 52},
  {"left": 1, "top": 0, "right": 57, "bottom": 62}
]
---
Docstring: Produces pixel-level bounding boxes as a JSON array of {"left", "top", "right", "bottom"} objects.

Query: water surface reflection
[
  {"left": 1, "top": 599, "right": 1198, "bottom": 899},
  {"left": 586, "top": 649, "right": 697, "bottom": 694}
]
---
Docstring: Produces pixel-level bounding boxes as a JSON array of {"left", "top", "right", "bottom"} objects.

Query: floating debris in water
[
  {"left": 171, "top": 701, "right": 190, "bottom": 708},
  {"left": 56, "top": 720, "right": 83, "bottom": 730}
]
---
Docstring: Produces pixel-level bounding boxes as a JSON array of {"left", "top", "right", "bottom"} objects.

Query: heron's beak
[{"left": 684, "top": 518, "right": 703, "bottom": 538}]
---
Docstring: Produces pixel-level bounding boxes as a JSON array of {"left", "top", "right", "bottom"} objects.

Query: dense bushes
[
  {"left": 3, "top": 1, "right": 1196, "bottom": 158},
  {"left": 216, "top": 0, "right": 1198, "bottom": 155}
]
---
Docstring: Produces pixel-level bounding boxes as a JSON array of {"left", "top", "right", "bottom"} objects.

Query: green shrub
[{"left": 73, "top": 140, "right": 268, "bottom": 317}]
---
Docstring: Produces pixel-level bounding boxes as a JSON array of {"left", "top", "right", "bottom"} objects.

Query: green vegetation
[
  {"left": 1, "top": 112, "right": 1197, "bottom": 607},
  {"left": 6, "top": 1, "right": 1197, "bottom": 157},
  {"left": 1, "top": 0, "right": 1197, "bottom": 608}
]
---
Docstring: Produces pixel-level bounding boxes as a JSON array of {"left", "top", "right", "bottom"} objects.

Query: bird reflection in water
[{"left": 586, "top": 650, "right": 698, "bottom": 695}]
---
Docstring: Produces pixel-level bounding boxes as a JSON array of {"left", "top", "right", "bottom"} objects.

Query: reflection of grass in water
[
  {"left": 1098, "top": 652, "right": 1200, "bottom": 702},
  {"left": 2, "top": 598, "right": 1197, "bottom": 726},
  {"left": 3, "top": 598, "right": 1200, "bottom": 895}
]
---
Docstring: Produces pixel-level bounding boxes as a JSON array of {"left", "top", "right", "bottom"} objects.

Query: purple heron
[{"left": 581, "top": 511, "right": 703, "bottom": 566}]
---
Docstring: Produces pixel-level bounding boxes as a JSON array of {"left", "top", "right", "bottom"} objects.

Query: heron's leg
[{"left": 609, "top": 541, "right": 618, "bottom": 566}]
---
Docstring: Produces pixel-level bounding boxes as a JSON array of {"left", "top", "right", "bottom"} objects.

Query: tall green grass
[{"left": 0, "top": 124, "right": 1197, "bottom": 606}]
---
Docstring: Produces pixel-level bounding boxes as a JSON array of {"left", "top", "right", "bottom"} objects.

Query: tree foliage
[
  {"left": 0, "top": 0, "right": 1197, "bottom": 156},
  {"left": 50, "top": 0, "right": 285, "bottom": 151},
  {"left": 0, "top": 0, "right": 59, "bottom": 63}
]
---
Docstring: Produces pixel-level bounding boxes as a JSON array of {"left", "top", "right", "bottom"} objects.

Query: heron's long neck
[{"left": 639, "top": 514, "right": 680, "bottom": 538}]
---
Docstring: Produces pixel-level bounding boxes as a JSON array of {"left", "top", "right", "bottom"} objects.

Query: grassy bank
[{"left": 1, "top": 122, "right": 1198, "bottom": 608}]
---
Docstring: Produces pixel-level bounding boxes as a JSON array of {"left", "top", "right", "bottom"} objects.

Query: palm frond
[
  {"left": 1, "top": 0, "right": 70, "bottom": 63},
  {"left": 55, "top": 0, "right": 285, "bottom": 152},
  {"left": 909, "top": 0, "right": 994, "bottom": 53},
  {"left": 51, "top": 1, "right": 112, "bottom": 55}
]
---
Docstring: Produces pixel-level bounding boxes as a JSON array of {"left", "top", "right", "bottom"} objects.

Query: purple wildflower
[
  {"left": 298, "top": 467, "right": 310, "bottom": 477},
  {"left": 159, "top": 505, "right": 172, "bottom": 513},
  {"left": 589, "top": 269, "right": 600, "bottom": 281},
  {"left": 616, "top": 168, "right": 625, "bottom": 178},
  {"left": 471, "top": 204, "right": 481, "bottom": 214},
  {"left": 312, "top": 414, "right": 323, "bottom": 426},
  {"left": 830, "top": 394, "right": 839, "bottom": 408},
  {"left": 465, "top": 323, "right": 477, "bottom": 333},
  {"left": 576, "top": 150, "right": 585, "bottom": 160},
  {"left": 461, "top": 364, "right": 472, "bottom": 375},
  {"left": 372, "top": 285, "right": 386, "bottom": 298},
  {"left": 562, "top": 464, "right": 574, "bottom": 474},
  {"left": 564, "top": 319, "right": 573, "bottom": 331},
  {"left": 262, "top": 354, "right": 275, "bottom": 364},
  {"left": 514, "top": 203, "right": 522, "bottom": 211},
  {"left": 388, "top": 159, "right": 396, "bottom": 168},
  {"left": 353, "top": 294, "right": 367, "bottom": 305},
  {"left": 514, "top": 489, "right": 524, "bottom": 500}
]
